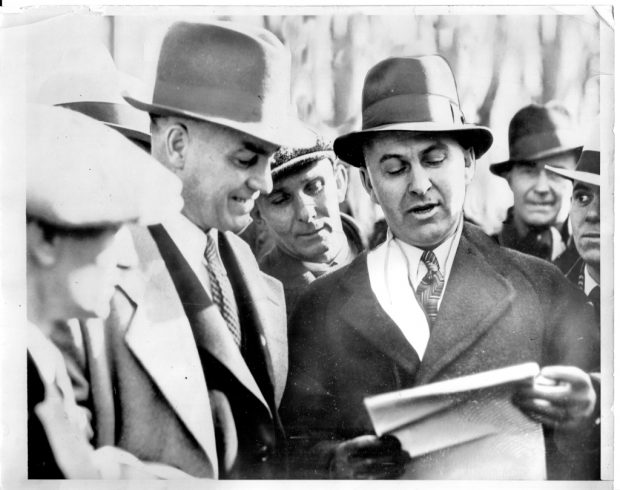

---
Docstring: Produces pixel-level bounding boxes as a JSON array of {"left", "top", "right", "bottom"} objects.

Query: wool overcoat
[{"left": 280, "top": 223, "right": 599, "bottom": 478}]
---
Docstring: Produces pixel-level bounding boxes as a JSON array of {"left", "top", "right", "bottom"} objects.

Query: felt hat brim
[
  {"left": 545, "top": 165, "right": 600, "bottom": 186},
  {"left": 490, "top": 145, "right": 583, "bottom": 177},
  {"left": 334, "top": 121, "right": 494, "bottom": 168},
  {"left": 124, "top": 91, "right": 311, "bottom": 149}
]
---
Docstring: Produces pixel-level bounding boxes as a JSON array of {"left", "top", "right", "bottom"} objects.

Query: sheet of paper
[{"left": 364, "top": 362, "right": 546, "bottom": 479}]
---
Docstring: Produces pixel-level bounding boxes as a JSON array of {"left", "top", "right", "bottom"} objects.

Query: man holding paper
[{"left": 280, "top": 55, "right": 599, "bottom": 479}]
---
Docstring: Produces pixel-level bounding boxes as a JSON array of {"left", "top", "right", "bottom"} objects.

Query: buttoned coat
[
  {"left": 280, "top": 223, "right": 599, "bottom": 478},
  {"left": 65, "top": 224, "right": 288, "bottom": 479}
]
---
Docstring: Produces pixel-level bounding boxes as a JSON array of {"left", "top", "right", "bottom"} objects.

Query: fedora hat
[
  {"left": 546, "top": 117, "right": 600, "bottom": 187},
  {"left": 35, "top": 44, "right": 151, "bottom": 147},
  {"left": 490, "top": 102, "right": 582, "bottom": 177},
  {"left": 124, "top": 21, "right": 308, "bottom": 148},
  {"left": 333, "top": 55, "right": 493, "bottom": 168}
]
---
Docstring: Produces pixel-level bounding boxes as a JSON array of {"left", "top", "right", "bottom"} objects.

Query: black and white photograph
[{"left": 0, "top": 3, "right": 614, "bottom": 488}]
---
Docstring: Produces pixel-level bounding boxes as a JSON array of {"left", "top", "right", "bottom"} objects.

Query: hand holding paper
[{"left": 513, "top": 365, "right": 596, "bottom": 432}]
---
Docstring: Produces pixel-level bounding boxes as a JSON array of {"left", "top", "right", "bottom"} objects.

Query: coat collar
[
  {"left": 338, "top": 253, "right": 421, "bottom": 375},
  {"left": 337, "top": 224, "right": 516, "bottom": 383},
  {"left": 217, "top": 231, "right": 288, "bottom": 406},
  {"left": 414, "top": 224, "right": 516, "bottom": 384},
  {"left": 121, "top": 224, "right": 219, "bottom": 477}
]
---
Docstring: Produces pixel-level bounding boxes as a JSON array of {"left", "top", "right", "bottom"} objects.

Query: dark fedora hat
[
  {"left": 490, "top": 102, "right": 582, "bottom": 177},
  {"left": 124, "top": 21, "right": 308, "bottom": 148},
  {"left": 546, "top": 117, "right": 600, "bottom": 187},
  {"left": 333, "top": 55, "right": 493, "bottom": 168}
]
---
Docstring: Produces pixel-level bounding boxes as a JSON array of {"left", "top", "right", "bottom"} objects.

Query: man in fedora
[
  {"left": 280, "top": 55, "right": 599, "bottom": 479},
  {"left": 254, "top": 129, "right": 365, "bottom": 313},
  {"left": 490, "top": 103, "right": 582, "bottom": 261},
  {"left": 59, "top": 22, "right": 307, "bottom": 478},
  {"left": 546, "top": 119, "right": 601, "bottom": 480},
  {"left": 25, "top": 104, "right": 186, "bottom": 479}
]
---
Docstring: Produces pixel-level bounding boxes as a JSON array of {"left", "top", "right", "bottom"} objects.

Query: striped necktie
[
  {"left": 416, "top": 250, "right": 445, "bottom": 327},
  {"left": 204, "top": 233, "right": 242, "bottom": 347}
]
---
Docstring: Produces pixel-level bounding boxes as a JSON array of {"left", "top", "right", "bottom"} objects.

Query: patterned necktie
[
  {"left": 204, "top": 234, "right": 242, "bottom": 347},
  {"left": 416, "top": 250, "right": 445, "bottom": 327}
]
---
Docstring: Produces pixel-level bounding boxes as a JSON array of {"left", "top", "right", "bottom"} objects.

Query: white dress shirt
[
  {"left": 583, "top": 265, "right": 598, "bottom": 296},
  {"left": 367, "top": 218, "right": 463, "bottom": 359},
  {"left": 162, "top": 214, "right": 225, "bottom": 292}
]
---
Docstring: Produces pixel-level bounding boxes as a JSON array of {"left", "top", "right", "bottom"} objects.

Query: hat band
[
  {"left": 153, "top": 81, "right": 288, "bottom": 124},
  {"left": 509, "top": 129, "right": 579, "bottom": 161},
  {"left": 362, "top": 93, "right": 465, "bottom": 130}
]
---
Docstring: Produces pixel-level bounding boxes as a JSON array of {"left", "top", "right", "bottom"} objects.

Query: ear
[
  {"left": 359, "top": 166, "right": 380, "bottom": 205},
  {"left": 464, "top": 147, "right": 476, "bottom": 185},
  {"left": 165, "top": 121, "right": 189, "bottom": 171},
  {"left": 27, "top": 221, "right": 59, "bottom": 268},
  {"left": 333, "top": 162, "right": 349, "bottom": 203}
]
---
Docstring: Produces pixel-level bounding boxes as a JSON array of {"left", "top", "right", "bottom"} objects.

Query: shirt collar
[
  {"left": 28, "top": 321, "right": 64, "bottom": 386},
  {"left": 391, "top": 216, "right": 463, "bottom": 284},
  {"left": 583, "top": 265, "right": 598, "bottom": 295}
]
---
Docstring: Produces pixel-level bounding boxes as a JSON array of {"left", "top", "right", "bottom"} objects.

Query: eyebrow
[
  {"left": 243, "top": 141, "right": 272, "bottom": 156},
  {"left": 378, "top": 142, "right": 449, "bottom": 164}
]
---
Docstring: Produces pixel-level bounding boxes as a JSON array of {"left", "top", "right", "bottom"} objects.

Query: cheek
[{"left": 263, "top": 206, "right": 296, "bottom": 235}]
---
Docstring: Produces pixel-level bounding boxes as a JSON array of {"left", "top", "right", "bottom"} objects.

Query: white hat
[{"left": 25, "top": 105, "right": 183, "bottom": 228}]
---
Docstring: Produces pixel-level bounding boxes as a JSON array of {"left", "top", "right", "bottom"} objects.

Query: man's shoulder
[
  {"left": 462, "top": 223, "right": 572, "bottom": 291},
  {"left": 296, "top": 251, "right": 369, "bottom": 302}
]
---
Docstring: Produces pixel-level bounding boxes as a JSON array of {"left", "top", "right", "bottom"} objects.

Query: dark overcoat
[{"left": 280, "top": 223, "right": 599, "bottom": 478}]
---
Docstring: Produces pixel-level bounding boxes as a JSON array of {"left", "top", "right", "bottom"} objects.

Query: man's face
[
  {"left": 571, "top": 182, "right": 600, "bottom": 270},
  {"left": 54, "top": 226, "right": 126, "bottom": 319},
  {"left": 180, "top": 121, "right": 279, "bottom": 233},
  {"left": 256, "top": 158, "right": 347, "bottom": 263},
  {"left": 361, "top": 132, "right": 475, "bottom": 249},
  {"left": 506, "top": 153, "right": 577, "bottom": 228}
]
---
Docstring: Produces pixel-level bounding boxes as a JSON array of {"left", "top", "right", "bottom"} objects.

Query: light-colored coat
[{"left": 67, "top": 224, "right": 287, "bottom": 478}]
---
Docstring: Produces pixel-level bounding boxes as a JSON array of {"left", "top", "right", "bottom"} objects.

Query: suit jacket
[
  {"left": 280, "top": 223, "right": 599, "bottom": 478},
  {"left": 64, "top": 224, "right": 288, "bottom": 479}
]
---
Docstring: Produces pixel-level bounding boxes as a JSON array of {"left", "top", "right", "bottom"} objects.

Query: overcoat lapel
[
  {"left": 415, "top": 227, "right": 516, "bottom": 384},
  {"left": 338, "top": 255, "right": 421, "bottom": 374},
  {"left": 218, "top": 232, "right": 288, "bottom": 407},
  {"left": 122, "top": 225, "right": 218, "bottom": 477},
  {"left": 148, "top": 226, "right": 272, "bottom": 415}
]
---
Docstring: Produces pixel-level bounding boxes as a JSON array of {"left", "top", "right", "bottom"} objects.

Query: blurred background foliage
[{"left": 3, "top": 9, "right": 604, "bottom": 237}]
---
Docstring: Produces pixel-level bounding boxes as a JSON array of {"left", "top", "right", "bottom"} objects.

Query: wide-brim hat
[
  {"left": 546, "top": 117, "right": 600, "bottom": 187},
  {"left": 490, "top": 102, "right": 582, "bottom": 177},
  {"left": 24, "top": 104, "right": 183, "bottom": 229},
  {"left": 333, "top": 55, "right": 493, "bottom": 168},
  {"left": 34, "top": 47, "right": 151, "bottom": 147},
  {"left": 124, "top": 21, "right": 310, "bottom": 148}
]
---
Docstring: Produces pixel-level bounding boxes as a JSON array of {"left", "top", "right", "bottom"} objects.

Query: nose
[
  {"left": 585, "top": 193, "right": 601, "bottom": 222},
  {"left": 247, "top": 159, "right": 273, "bottom": 195},
  {"left": 408, "top": 163, "right": 432, "bottom": 195},
  {"left": 533, "top": 169, "right": 552, "bottom": 194},
  {"left": 294, "top": 194, "right": 317, "bottom": 223}
]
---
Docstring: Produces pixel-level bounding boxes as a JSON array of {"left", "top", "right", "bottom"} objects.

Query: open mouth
[{"left": 410, "top": 203, "right": 438, "bottom": 215}]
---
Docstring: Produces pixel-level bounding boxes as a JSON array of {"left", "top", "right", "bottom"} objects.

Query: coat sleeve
[{"left": 279, "top": 281, "right": 348, "bottom": 478}]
